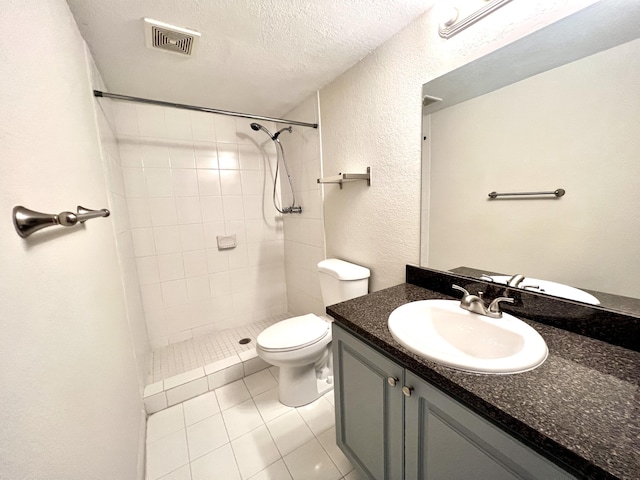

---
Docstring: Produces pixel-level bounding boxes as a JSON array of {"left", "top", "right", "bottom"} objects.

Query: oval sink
[
  {"left": 488, "top": 276, "right": 600, "bottom": 305},
  {"left": 388, "top": 300, "right": 547, "bottom": 374}
]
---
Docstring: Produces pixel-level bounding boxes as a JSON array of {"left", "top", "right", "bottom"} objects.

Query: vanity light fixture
[{"left": 438, "top": 0, "right": 514, "bottom": 39}]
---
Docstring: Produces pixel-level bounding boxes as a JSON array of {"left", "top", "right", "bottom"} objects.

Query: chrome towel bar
[
  {"left": 13, "top": 205, "right": 110, "bottom": 238},
  {"left": 488, "top": 188, "right": 565, "bottom": 199}
]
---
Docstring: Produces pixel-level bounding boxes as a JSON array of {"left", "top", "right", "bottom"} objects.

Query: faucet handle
[
  {"left": 452, "top": 284, "right": 470, "bottom": 297},
  {"left": 488, "top": 296, "right": 515, "bottom": 315}
]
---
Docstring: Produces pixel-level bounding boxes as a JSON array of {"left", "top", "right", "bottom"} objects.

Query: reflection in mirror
[{"left": 420, "top": 2, "right": 640, "bottom": 314}]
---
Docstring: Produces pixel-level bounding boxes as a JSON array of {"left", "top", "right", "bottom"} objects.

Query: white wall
[
  {"left": 111, "top": 103, "right": 288, "bottom": 347},
  {"left": 0, "top": 1, "right": 145, "bottom": 478},
  {"left": 320, "top": 0, "right": 598, "bottom": 292},
  {"left": 279, "top": 94, "right": 326, "bottom": 316},
  {"left": 428, "top": 38, "right": 640, "bottom": 297}
]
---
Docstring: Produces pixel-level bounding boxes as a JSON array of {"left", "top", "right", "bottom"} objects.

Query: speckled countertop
[{"left": 327, "top": 283, "right": 640, "bottom": 480}]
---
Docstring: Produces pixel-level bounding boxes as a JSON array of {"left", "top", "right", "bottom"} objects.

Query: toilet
[{"left": 256, "top": 259, "right": 370, "bottom": 407}]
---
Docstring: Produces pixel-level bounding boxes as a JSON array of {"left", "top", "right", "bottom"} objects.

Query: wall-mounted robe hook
[{"left": 13, "top": 205, "right": 110, "bottom": 238}]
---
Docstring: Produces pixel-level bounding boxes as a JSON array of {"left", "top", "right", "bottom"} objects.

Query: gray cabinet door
[
  {"left": 333, "top": 324, "right": 405, "bottom": 480},
  {"left": 404, "top": 371, "right": 575, "bottom": 480}
]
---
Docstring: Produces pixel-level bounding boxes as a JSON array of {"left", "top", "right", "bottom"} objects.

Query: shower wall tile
[
  {"left": 280, "top": 94, "right": 325, "bottom": 317},
  {"left": 114, "top": 103, "right": 289, "bottom": 346}
]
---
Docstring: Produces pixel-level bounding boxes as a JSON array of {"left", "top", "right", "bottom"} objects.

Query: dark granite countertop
[{"left": 327, "top": 283, "right": 640, "bottom": 480}]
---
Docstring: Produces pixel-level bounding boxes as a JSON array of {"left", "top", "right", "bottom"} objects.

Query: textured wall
[
  {"left": 279, "top": 93, "right": 326, "bottom": 316},
  {"left": 0, "top": 1, "right": 145, "bottom": 478},
  {"left": 320, "top": 0, "right": 598, "bottom": 292}
]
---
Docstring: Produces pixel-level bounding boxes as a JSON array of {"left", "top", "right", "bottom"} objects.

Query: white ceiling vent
[{"left": 144, "top": 18, "right": 200, "bottom": 56}]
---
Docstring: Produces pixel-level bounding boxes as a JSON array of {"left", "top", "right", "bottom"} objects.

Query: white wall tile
[
  {"left": 137, "top": 104, "right": 167, "bottom": 138},
  {"left": 164, "top": 109, "right": 192, "bottom": 141},
  {"left": 141, "top": 284, "right": 163, "bottom": 312},
  {"left": 241, "top": 170, "right": 263, "bottom": 195},
  {"left": 206, "top": 248, "right": 229, "bottom": 274},
  {"left": 182, "top": 250, "right": 208, "bottom": 278},
  {"left": 194, "top": 142, "right": 218, "bottom": 169},
  {"left": 224, "top": 220, "right": 246, "bottom": 245},
  {"left": 214, "top": 116, "right": 238, "bottom": 144},
  {"left": 132, "top": 227, "right": 156, "bottom": 256},
  {"left": 113, "top": 102, "right": 139, "bottom": 136},
  {"left": 128, "top": 197, "right": 152, "bottom": 227},
  {"left": 137, "top": 256, "right": 160, "bottom": 285},
  {"left": 208, "top": 271, "right": 231, "bottom": 299},
  {"left": 146, "top": 169, "right": 174, "bottom": 197},
  {"left": 179, "top": 224, "right": 205, "bottom": 251},
  {"left": 228, "top": 244, "right": 249, "bottom": 271},
  {"left": 217, "top": 144, "right": 240, "bottom": 169},
  {"left": 118, "top": 138, "right": 144, "bottom": 167},
  {"left": 196, "top": 170, "right": 221, "bottom": 196},
  {"left": 202, "top": 222, "right": 226, "bottom": 249},
  {"left": 172, "top": 169, "right": 199, "bottom": 197},
  {"left": 161, "top": 279, "right": 189, "bottom": 307},
  {"left": 123, "top": 168, "right": 147, "bottom": 197},
  {"left": 200, "top": 197, "right": 224, "bottom": 223},
  {"left": 219, "top": 170, "right": 243, "bottom": 196},
  {"left": 157, "top": 253, "right": 185, "bottom": 282},
  {"left": 222, "top": 196, "right": 245, "bottom": 220},
  {"left": 186, "top": 275, "right": 211, "bottom": 301},
  {"left": 141, "top": 141, "right": 171, "bottom": 168},
  {"left": 190, "top": 112, "right": 216, "bottom": 143},
  {"left": 149, "top": 198, "right": 179, "bottom": 226},
  {"left": 238, "top": 144, "right": 261, "bottom": 170},
  {"left": 168, "top": 143, "right": 196, "bottom": 169},
  {"left": 175, "top": 196, "right": 202, "bottom": 225},
  {"left": 153, "top": 226, "right": 182, "bottom": 254}
]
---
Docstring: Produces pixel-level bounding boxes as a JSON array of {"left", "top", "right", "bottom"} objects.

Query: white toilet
[{"left": 256, "top": 259, "right": 370, "bottom": 407}]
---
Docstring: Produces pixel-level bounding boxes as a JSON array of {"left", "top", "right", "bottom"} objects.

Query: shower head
[{"left": 250, "top": 122, "right": 292, "bottom": 140}]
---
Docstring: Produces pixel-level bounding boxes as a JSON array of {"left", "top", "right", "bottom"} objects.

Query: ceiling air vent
[{"left": 143, "top": 18, "right": 201, "bottom": 56}]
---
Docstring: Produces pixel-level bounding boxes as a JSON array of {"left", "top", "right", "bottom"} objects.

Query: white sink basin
[
  {"left": 488, "top": 276, "right": 600, "bottom": 305},
  {"left": 388, "top": 300, "right": 548, "bottom": 374}
]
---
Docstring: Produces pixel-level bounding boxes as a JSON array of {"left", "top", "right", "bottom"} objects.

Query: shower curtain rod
[{"left": 93, "top": 90, "right": 319, "bottom": 129}]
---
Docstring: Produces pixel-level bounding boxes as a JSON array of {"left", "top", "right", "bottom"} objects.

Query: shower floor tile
[{"left": 150, "top": 315, "right": 290, "bottom": 384}]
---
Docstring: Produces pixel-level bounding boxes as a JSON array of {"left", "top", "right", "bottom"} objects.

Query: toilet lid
[{"left": 258, "top": 314, "right": 330, "bottom": 351}]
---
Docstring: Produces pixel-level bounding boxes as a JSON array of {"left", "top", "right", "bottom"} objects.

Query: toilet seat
[{"left": 257, "top": 314, "right": 330, "bottom": 352}]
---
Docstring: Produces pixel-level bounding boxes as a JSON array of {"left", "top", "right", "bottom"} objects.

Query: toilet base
[{"left": 278, "top": 365, "right": 334, "bottom": 407}]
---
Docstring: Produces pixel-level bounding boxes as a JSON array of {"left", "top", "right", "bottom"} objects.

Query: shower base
[{"left": 143, "top": 315, "right": 290, "bottom": 414}]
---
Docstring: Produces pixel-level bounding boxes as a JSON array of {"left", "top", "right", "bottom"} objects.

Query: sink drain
[{"left": 238, "top": 338, "right": 251, "bottom": 345}]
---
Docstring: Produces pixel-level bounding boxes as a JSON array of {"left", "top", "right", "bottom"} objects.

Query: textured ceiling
[{"left": 66, "top": 0, "right": 436, "bottom": 118}]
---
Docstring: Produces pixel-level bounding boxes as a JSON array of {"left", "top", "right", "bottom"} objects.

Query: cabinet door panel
[
  {"left": 333, "top": 325, "right": 404, "bottom": 480},
  {"left": 405, "top": 371, "right": 574, "bottom": 480}
]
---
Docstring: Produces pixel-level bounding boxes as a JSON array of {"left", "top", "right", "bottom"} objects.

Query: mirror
[{"left": 420, "top": 1, "right": 640, "bottom": 314}]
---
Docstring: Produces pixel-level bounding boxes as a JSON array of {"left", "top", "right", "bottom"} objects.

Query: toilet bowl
[
  {"left": 256, "top": 313, "right": 332, "bottom": 407},
  {"left": 256, "top": 258, "right": 370, "bottom": 407}
]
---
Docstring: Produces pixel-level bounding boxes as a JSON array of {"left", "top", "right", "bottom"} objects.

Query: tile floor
[
  {"left": 151, "top": 317, "right": 289, "bottom": 383},
  {"left": 146, "top": 367, "right": 367, "bottom": 480}
]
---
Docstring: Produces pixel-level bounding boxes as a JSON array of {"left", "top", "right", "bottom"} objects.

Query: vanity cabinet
[{"left": 332, "top": 324, "right": 575, "bottom": 480}]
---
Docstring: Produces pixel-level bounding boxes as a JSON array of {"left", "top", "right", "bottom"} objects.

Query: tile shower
[{"left": 98, "top": 92, "right": 324, "bottom": 394}]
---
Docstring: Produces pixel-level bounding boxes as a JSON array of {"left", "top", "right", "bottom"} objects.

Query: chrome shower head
[{"left": 250, "top": 123, "right": 261, "bottom": 131}]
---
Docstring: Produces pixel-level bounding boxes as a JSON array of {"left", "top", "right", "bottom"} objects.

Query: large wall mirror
[{"left": 420, "top": 1, "right": 640, "bottom": 314}]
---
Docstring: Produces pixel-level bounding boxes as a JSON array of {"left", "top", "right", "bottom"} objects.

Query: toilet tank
[{"left": 318, "top": 259, "right": 371, "bottom": 306}]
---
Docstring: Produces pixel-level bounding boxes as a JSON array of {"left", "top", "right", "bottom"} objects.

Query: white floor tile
[
  {"left": 343, "top": 468, "right": 368, "bottom": 480},
  {"left": 147, "top": 430, "right": 190, "bottom": 480},
  {"left": 215, "top": 379, "right": 251, "bottom": 410},
  {"left": 244, "top": 369, "right": 278, "bottom": 397},
  {"left": 268, "top": 367, "right": 279, "bottom": 383},
  {"left": 253, "top": 388, "right": 293, "bottom": 423},
  {"left": 222, "top": 399, "right": 264, "bottom": 440},
  {"left": 147, "top": 404, "right": 186, "bottom": 443},
  {"left": 231, "top": 425, "right": 281, "bottom": 479},
  {"left": 158, "top": 464, "right": 192, "bottom": 480},
  {"left": 247, "top": 459, "right": 292, "bottom": 480},
  {"left": 186, "top": 413, "right": 229, "bottom": 461},
  {"left": 323, "top": 390, "right": 335, "bottom": 406},
  {"left": 266, "top": 410, "right": 314, "bottom": 457},
  {"left": 191, "top": 443, "right": 241, "bottom": 480},
  {"left": 297, "top": 396, "right": 335, "bottom": 436},
  {"left": 317, "top": 427, "right": 353, "bottom": 476},
  {"left": 283, "top": 438, "right": 341, "bottom": 480},
  {"left": 184, "top": 391, "right": 221, "bottom": 426}
]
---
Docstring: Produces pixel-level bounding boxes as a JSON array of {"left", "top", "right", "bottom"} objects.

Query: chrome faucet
[
  {"left": 507, "top": 274, "right": 526, "bottom": 287},
  {"left": 452, "top": 285, "right": 514, "bottom": 319}
]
